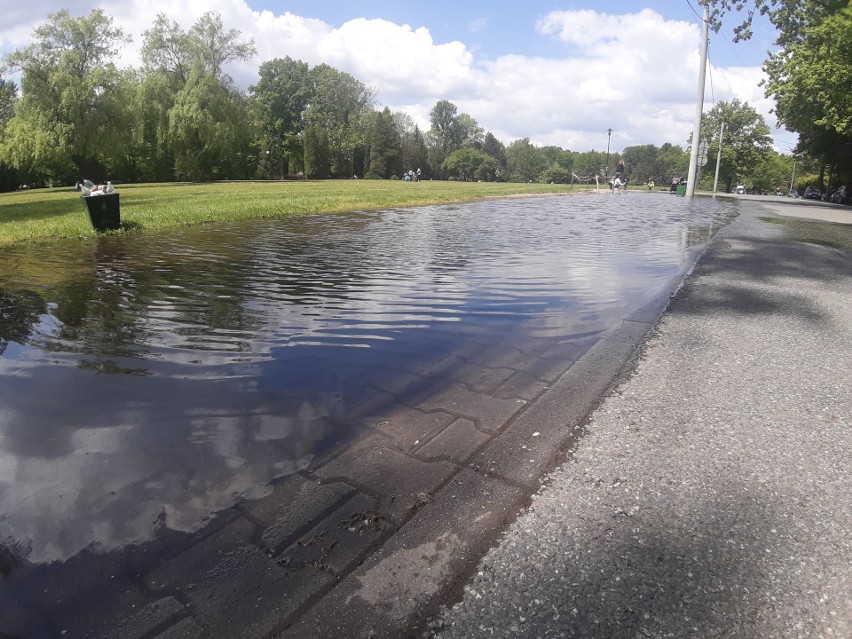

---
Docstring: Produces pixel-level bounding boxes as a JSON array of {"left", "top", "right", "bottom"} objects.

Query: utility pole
[
  {"left": 605, "top": 128, "right": 612, "bottom": 180},
  {"left": 685, "top": 4, "right": 710, "bottom": 199},
  {"left": 713, "top": 121, "right": 725, "bottom": 193}
]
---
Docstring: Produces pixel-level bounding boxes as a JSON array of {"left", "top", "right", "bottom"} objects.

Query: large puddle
[{"left": 0, "top": 193, "right": 736, "bottom": 566}]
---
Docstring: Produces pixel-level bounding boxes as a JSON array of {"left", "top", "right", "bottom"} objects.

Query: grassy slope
[{"left": 0, "top": 180, "right": 587, "bottom": 246}]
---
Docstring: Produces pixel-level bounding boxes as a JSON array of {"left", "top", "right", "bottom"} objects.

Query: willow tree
[
  {"left": 0, "top": 78, "right": 22, "bottom": 189},
  {"left": 3, "top": 9, "right": 131, "bottom": 181},
  {"left": 140, "top": 11, "right": 256, "bottom": 181}
]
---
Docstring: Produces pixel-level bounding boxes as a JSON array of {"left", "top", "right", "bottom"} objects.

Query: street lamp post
[
  {"left": 713, "top": 122, "right": 725, "bottom": 193},
  {"left": 790, "top": 155, "right": 797, "bottom": 192},
  {"left": 605, "top": 128, "right": 612, "bottom": 179}
]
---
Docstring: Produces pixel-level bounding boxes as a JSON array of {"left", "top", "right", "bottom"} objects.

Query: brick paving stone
[
  {"left": 368, "top": 367, "right": 429, "bottom": 397},
  {"left": 339, "top": 387, "right": 396, "bottom": 421},
  {"left": 472, "top": 320, "right": 654, "bottom": 487},
  {"left": 400, "top": 353, "right": 465, "bottom": 378},
  {"left": 521, "top": 355, "right": 576, "bottom": 383},
  {"left": 494, "top": 370, "right": 551, "bottom": 400},
  {"left": 537, "top": 334, "right": 601, "bottom": 362},
  {"left": 276, "top": 493, "right": 389, "bottom": 574},
  {"left": 466, "top": 346, "right": 544, "bottom": 372},
  {"left": 154, "top": 617, "right": 205, "bottom": 639},
  {"left": 240, "top": 477, "right": 355, "bottom": 553},
  {"left": 144, "top": 517, "right": 256, "bottom": 592},
  {"left": 314, "top": 436, "right": 457, "bottom": 520},
  {"left": 471, "top": 403, "right": 580, "bottom": 489},
  {"left": 277, "top": 468, "right": 526, "bottom": 639},
  {"left": 367, "top": 405, "right": 457, "bottom": 453},
  {"left": 416, "top": 382, "right": 526, "bottom": 433},
  {"left": 445, "top": 362, "right": 517, "bottom": 394},
  {"left": 492, "top": 335, "right": 555, "bottom": 358},
  {"left": 115, "top": 597, "right": 188, "bottom": 639},
  {"left": 180, "top": 543, "right": 333, "bottom": 639},
  {"left": 414, "top": 418, "right": 490, "bottom": 464}
]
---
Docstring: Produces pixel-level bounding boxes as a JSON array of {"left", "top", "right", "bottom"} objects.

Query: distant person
[
  {"left": 611, "top": 160, "right": 626, "bottom": 190},
  {"left": 648, "top": 179, "right": 655, "bottom": 191}
]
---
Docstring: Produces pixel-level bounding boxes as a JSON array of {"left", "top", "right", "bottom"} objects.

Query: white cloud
[{"left": 1, "top": 2, "right": 794, "bottom": 152}]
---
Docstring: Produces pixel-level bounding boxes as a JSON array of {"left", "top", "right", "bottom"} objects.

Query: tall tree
[
  {"left": 572, "top": 150, "right": 607, "bottom": 179},
  {"left": 457, "top": 112, "right": 484, "bottom": 147},
  {"left": 428, "top": 100, "right": 464, "bottom": 154},
  {"left": 251, "top": 57, "right": 312, "bottom": 177},
  {"left": 479, "top": 132, "right": 507, "bottom": 175},
  {"left": 140, "top": 14, "right": 194, "bottom": 87},
  {"left": 394, "top": 112, "right": 429, "bottom": 177},
  {"left": 368, "top": 107, "right": 402, "bottom": 179},
  {"left": 3, "top": 9, "right": 130, "bottom": 181},
  {"left": 699, "top": 99, "right": 772, "bottom": 192},
  {"left": 764, "top": 3, "right": 852, "bottom": 188},
  {"left": 505, "top": 138, "right": 547, "bottom": 182},
  {"left": 656, "top": 143, "right": 690, "bottom": 184},
  {"left": 142, "top": 12, "right": 255, "bottom": 85},
  {"left": 442, "top": 148, "right": 496, "bottom": 182},
  {"left": 304, "top": 64, "right": 374, "bottom": 178},
  {"left": 622, "top": 144, "right": 659, "bottom": 184},
  {"left": 706, "top": 1, "right": 852, "bottom": 189},
  {"left": 189, "top": 12, "right": 256, "bottom": 80},
  {"left": 0, "top": 77, "right": 22, "bottom": 190},
  {"left": 427, "top": 99, "right": 465, "bottom": 176},
  {"left": 303, "top": 123, "right": 330, "bottom": 179},
  {"left": 139, "top": 12, "right": 256, "bottom": 182},
  {"left": 0, "top": 79, "right": 15, "bottom": 127},
  {"left": 168, "top": 67, "right": 249, "bottom": 181}
]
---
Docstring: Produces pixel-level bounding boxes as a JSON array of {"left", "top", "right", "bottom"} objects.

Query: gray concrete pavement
[{"left": 427, "top": 197, "right": 852, "bottom": 638}]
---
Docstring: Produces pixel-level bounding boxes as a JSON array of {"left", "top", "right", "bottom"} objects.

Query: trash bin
[
  {"left": 676, "top": 184, "right": 687, "bottom": 197},
  {"left": 81, "top": 193, "right": 120, "bottom": 232}
]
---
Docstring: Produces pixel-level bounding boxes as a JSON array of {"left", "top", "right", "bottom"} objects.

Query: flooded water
[{"left": 0, "top": 193, "right": 736, "bottom": 567}]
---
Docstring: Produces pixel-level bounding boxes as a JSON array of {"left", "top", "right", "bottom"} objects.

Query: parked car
[
  {"left": 804, "top": 187, "right": 821, "bottom": 200},
  {"left": 830, "top": 185, "right": 848, "bottom": 204},
  {"left": 787, "top": 190, "right": 799, "bottom": 198},
  {"left": 735, "top": 185, "right": 746, "bottom": 194}
]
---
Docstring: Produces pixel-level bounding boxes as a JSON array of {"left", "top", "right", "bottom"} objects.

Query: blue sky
[
  {"left": 260, "top": 0, "right": 777, "bottom": 67},
  {"left": 2, "top": 1, "right": 796, "bottom": 152}
]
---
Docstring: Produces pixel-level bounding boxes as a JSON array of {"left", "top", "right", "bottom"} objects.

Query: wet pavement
[
  {"left": 2, "top": 194, "right": 849, "bottom": 638},
  {"left": 427, "top": 195, "right": 852, "bottom": 638}
]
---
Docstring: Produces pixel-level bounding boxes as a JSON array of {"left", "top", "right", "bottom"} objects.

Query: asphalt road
[{"left": 427, "top": 196, "right": 852, "bottom": 639}]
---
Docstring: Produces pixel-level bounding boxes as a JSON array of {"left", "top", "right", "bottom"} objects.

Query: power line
[{"left": 685, "top": 0, "right": 765, "bottom": 87}]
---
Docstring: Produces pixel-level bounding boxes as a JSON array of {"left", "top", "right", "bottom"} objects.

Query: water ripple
[{"left": 0, "top": 193, "right": 737, "bottom": 564}]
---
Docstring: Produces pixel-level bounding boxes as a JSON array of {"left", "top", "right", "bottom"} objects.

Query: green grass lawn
[{"left": 0, "top": 180, "right": 587, "bottom": 246}]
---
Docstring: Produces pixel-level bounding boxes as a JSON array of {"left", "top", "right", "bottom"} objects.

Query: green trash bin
[
  {"left": 81, "top": 193, "right": 121, "bottom": 232},
  {"left": 676, "top": 184, "right": 686, "bottom": 197}
]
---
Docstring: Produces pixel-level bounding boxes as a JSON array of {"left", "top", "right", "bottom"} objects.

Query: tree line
[
  {"left": 0, "top": 2, "right": 847, "bottom": 195},
  {"left": 0, "top": 9, "right": 684, "bottom": 189}
]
